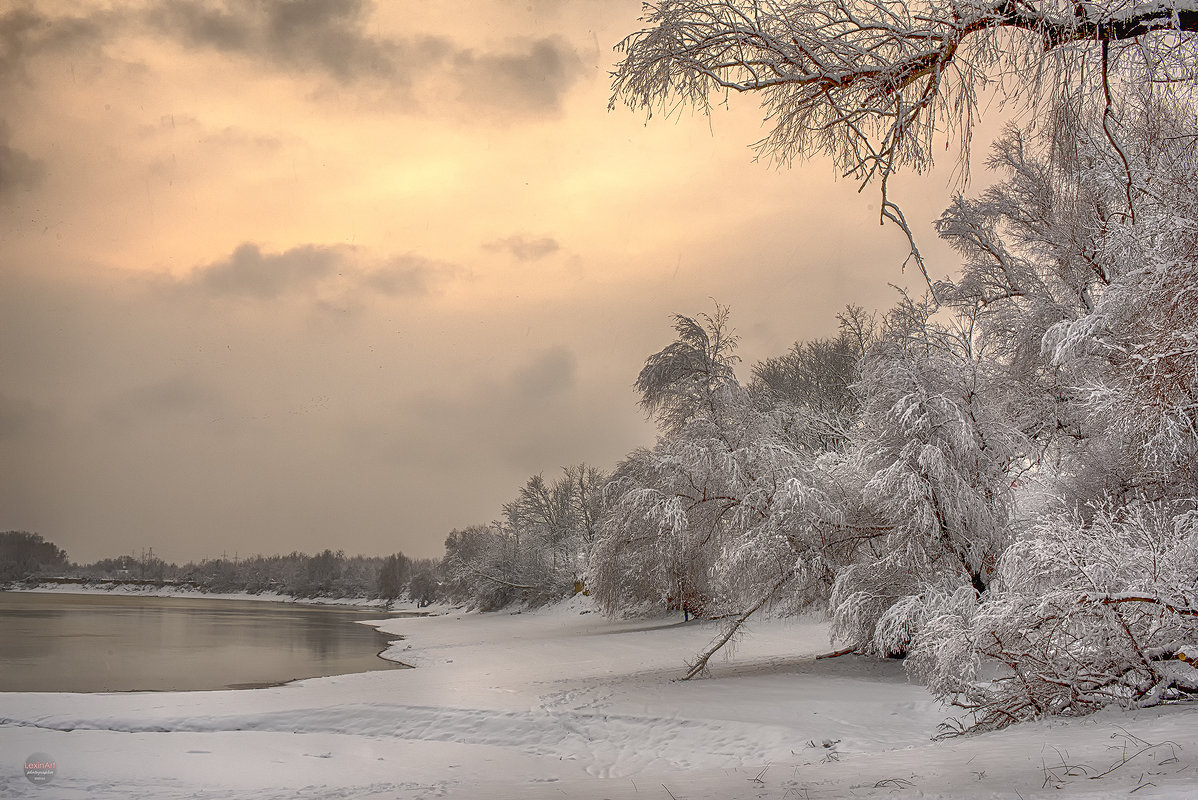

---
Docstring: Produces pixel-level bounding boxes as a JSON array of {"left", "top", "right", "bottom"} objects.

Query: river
[{"left": 0, "top": 591, "right": 406, "bottom": 692}]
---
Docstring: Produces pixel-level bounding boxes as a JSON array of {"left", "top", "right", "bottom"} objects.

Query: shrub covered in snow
[{"left": 911, "top": 503, "right": 1198, "bottom": 731}]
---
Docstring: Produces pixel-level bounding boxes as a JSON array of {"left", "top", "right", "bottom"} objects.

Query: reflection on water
[{"left": 0, "top": 592, "right": 404, "bottom": 692}]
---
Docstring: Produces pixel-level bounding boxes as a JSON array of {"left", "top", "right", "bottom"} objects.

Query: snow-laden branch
[
  {"left": 1081, "top": 593, "right": 1198, "bottom": 618},
  {"left": 613, "top": 0, "right": 1198, "bottom": 169},
  {"left": 910, "top": 502, "right": 1198, "bottom": 731},
  {"left": 611, "top": 0, "right": 1198, "bottom": 272},
  {"left": 682, "top": 567, "right": 797, "bottom": 679}
]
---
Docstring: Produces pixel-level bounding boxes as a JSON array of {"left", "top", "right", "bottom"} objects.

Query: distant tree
[
  {"left": 134, "top": 550, "right": 170, "bottom": 581},
  {"left": 376, "top": 552, "right": 411, "bottom": 601},
  {"left": 333, "top": 554, "right": 384, "bottom": 597},
  {"left": 440, "top": 463, "right": 612, "bottom": 611},
  {"left": 501, "top": 465, "right": 607, "bottom": 584},
  {"left": 408, "top": 569, "right": 439, "bottom": 608},
  {"left": 302, "top": 549, "right": 345, "bottom": 597},
  {"left": 564, "top": 463, "right": 607, "bottom": 550},
  {"left": 182, "top": 557, "right": 241, "bottom": 592},
  {"left": 0, "top": 531, "right": 68, "bottom": 582},
  {"left": 441, "top": 525, "right": 525, "bottom": 609},
  {"left": 503, "top": 473, "right": 577, "bottom": 578},
  {"left": 750, "top": 305, "right": 875, "bottom": 451},
  {"left": 85, "top": 555, "right": 140, "bottom": 580}
]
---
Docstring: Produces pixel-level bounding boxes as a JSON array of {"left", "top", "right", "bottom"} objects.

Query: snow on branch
[
  {"left": 610, "top": 0, "right": 1198, "bottom": 274},
  {"left": 1081, "top": 593, "right": 1198, "bottom": 618},
  {"left": 613, "top": 0, "right": 1198, "bottom": 172},
  {"left": 682, "top": 567, "right": 797, "bottom": 679},
  {"left": 909, "top": 502, "right": 1198, "bottom": 732}
]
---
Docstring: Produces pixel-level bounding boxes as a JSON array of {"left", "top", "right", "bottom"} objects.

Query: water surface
[{"left": 0, "top": 591, "right": 405, "bottom": 692}]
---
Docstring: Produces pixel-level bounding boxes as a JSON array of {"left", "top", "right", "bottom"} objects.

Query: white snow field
[{"left": 2, "top": 595, "right": 1197, "bottom": 799}]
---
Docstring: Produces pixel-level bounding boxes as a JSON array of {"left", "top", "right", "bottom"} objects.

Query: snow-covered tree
[
  {"left": 376, "top": 552, "right": 411, "bottom": 602},
  {"left": 600, "top": 4, "right": 1198, "bottom": 706},
  {"left": 594, "top": 306, "right": 764, "bottom": 617},
  {"left": 565, "top": 463, "right": 607, "bottom": 568},
  {"left": 503, "top": 473, "right": 577, "bottom": 580},
  {"left": 906, "top": 99, "right": 1198, "bottom": 727},
  {"left": 441, "top": 464, "right": 609, "bottom": 610},
  {"left": 912, "top": 502, "right": 1198, "bottom": 731},
  {"left": 934, "top": 92, "right": 1198, "bottom": 506},
  {"left": 0, "top": 531, "right": 68, "bottom": 581},
  {"left": 441, "top": 524, "right": 528, "bottom": 610},
  {"left": 831, "top": 292, "right": 1030, "bottom": 656},
  {"left": 594, "top": 305, "right": 887, "bottom": 675},
  {"left": 750, "top": 305, "right": 875, "bottom": 452},
  {"left": 634, "top": 305, "right": 746, "bottom": 439}
]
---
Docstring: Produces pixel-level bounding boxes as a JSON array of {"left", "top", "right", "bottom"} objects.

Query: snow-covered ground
[{"left": 2, "top": 595, "right": 1197, "bottom": 798}]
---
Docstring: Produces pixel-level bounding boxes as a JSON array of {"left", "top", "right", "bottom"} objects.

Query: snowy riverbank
[{"left": 2, "top": 595, "right": 1197, "bottom": 798}]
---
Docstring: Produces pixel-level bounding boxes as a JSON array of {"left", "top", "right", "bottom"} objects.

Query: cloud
[
  {"left": 378, "top": 346, "right": 583, "bottom": 476},
  {"left": 190, "top": 243, "right": 347, "bottom": 298},
  {"left": 140, "top": 2, "right": 583, "bottom": 115},
  {"left": 138, "top": 114, "right": 284, "bottom": 152},
  {"left": 143, "top": 0, "right": 437, "bottom": 85},
  {"left": 125, "top": 376, "right": 219, "bottom": 413},
  {"left": 366, "top": 254, "right": 460, "bottom": 297},
  {"left": 0, "top": 120, "right": 43, "bottom": 199},
  {"left": 3, "top": 3, "right": 586, "bottom": 119},
  {"left": 180, "top": 243, "right": 462, "bottom": 302},
  {"left": 452, "top": 37, "right": 583, "bottom": 115},
  {"left": 485, "top": 234, "right": 560, "bottom": 261},
  {"left": 0, "top": 7, "right": 108, "bottom": 87}
]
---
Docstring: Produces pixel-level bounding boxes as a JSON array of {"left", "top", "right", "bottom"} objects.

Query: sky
[{"left": 1, "top": 0, "right": 969, "bottom": 564}]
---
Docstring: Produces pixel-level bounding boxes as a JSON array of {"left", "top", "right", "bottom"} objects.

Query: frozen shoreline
[{"left": 2, "top": 595, "right": 1197, "bottom": 798}]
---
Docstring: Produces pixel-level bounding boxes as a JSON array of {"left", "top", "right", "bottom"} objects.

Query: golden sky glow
[{"left": 1, "top": 0, "right": 964, "bottom": 563}]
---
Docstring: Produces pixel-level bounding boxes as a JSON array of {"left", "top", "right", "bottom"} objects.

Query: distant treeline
[
  {"left": 0, "top": 531, "right": 68, "bottom": 583},
  {"left": 1, "top": 458, "right": 608, "bottom": 611},
  {"left": 0, "top": 531, "right": 437, "bottom": 605}
]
